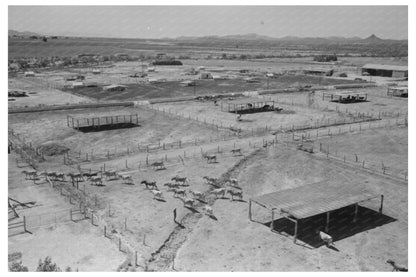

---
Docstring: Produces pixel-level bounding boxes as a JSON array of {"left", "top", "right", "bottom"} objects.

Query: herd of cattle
[{"left": 21, "top": 169, "right": 244, "bottom": 218}]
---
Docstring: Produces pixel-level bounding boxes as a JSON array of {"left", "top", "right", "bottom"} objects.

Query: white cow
[
  {"left": 318, "top": 231, "right": 334, "bottom": 247},
  {"left": 150, "top": 189, "right": 164, "bottom": 200},
  {"left": 202, "top": 205, "right": 214, "bottom": 216},
  {"left": 211, "top": 188, "right": 226, "bottom": 199}
]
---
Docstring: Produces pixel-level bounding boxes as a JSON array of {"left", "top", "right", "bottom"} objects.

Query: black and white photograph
[{"left": 6, "top": 2, "right": 410, "bottom": 272}]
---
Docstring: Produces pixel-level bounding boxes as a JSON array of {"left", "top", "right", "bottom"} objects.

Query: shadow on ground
[{"left": 264, "top": 205, "right": 396, "bottom": 248}]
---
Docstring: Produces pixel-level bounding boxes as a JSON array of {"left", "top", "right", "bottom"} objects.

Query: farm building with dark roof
[{"left": 362, "top": 64, "right": 408, "bottom": 78}]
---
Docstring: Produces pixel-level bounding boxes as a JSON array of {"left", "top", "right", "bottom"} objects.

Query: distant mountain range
[
  {"left": 174, "top": 33, "right": 406, "bottom": 44},
  {"left": 9, "top": 29, "right": 43, "bottom": 37},
  {"left": 9, "top": 29, "right": 406, "bottom": 44}
]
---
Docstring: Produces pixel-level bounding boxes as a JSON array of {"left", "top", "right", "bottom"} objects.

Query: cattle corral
[{"left": 8, "top": 46, "right": 408, "bottom": 271}]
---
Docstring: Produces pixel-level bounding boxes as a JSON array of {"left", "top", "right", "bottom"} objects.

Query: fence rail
[{"left": 289, "top": 118, "right": 408, "bottom": 181}]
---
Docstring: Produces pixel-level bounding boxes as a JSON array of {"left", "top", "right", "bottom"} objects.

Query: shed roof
[
  {"left": 362, "top": 64, "right": 408, "bottom": 71},
  {"left": 251, "top": 181, "right": 380, "bottom": 220},
  {"left": 332, "top": 91, "right": 367, "bottom": 97},
  {"left": 389, "top": 86, "right": 408, "bottom": 91}
]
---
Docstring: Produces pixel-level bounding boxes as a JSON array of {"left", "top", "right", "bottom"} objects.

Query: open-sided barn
[{"left": 362, "top": 64, "right": 408, "bottom": 78}]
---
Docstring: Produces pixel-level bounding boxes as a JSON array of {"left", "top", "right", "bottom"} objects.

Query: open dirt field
[
  {"left": 8, "top": 54, "right": 408, "bottom": 272},
  {"left": 8, "top": 106, "right": 230, "bottom": 160},
  {"left": 259, "top": 86, "right": 408, "bottom": 118},
  {"left": 153, "top": 97, "right": 352, "bottom": 132},
  {"left": 312, "top": 126, "right": 408, "bottom": 177},
  {"left": 174, "top": 147, "right": 407, "bottom": 271},
  {"left": 79, "top": 151, "right": 247, "bottom": 266},
  {"left": 66, "top": 74, "right": 365, "bottom": 101},
  {"left": 8, "top": 77, "right": 92, "bottom": 108}
]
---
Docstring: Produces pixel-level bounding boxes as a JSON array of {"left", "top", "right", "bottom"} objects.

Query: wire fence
[
  {"left": 289, "top": 118, "right": 408, "bottom": 181},
  {"left": 8, "top": 129, "right": 45, "bottom": 169},
  {"left": 258, "top": 94, "right": 408, "bottom": 120}
]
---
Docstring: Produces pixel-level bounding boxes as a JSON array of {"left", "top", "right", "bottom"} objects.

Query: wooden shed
[{"left": 387, "top": 87, "right": 408, "bottom": 98}]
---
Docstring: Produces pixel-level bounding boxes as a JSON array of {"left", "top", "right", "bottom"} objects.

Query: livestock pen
[
  {"left": 322, "top": 91, "right": 368, "bottom": 104},
  {"left": 67, "top": 113, "right": 140, "bottom": 132},
  {"left": 221, "top": 100, "right": 279, "bottom": 114}
]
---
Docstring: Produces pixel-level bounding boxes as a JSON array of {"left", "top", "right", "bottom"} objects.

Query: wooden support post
[
  {"left": 270, "top": 209, "right": 274, "bottom": 231},
  {"left": 293, "top": 220, "right": 298, "bottom": 243},
  {"left": 249, "top": 200, "right": 252, "bottom": 221},
  {"left": 119, "top": 238, "right": 122, "bottom": 251},
  {"left": 70, "top": 209, "right": 73, "bottom": 221},
  {"left": 23, "top": 216, "right": 27, "bottom": 233},
  {"left": 325, "top": 212, "right": 330, "bottom": 233},
  {"left": 379, "top": 195, "right": 384, "bottom": 214},
  {"left": 353, "top": 203, "right": 358, "bottom": 223}
]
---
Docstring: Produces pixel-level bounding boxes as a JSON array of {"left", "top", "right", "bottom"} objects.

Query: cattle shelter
[
  {"left": 322, "top": 91, "right": 368, "bottom": 103},
  {"left": 387, "top": 87, "right": 408, "bottom": 98},
  {"left": 249, "top": 181, "right": 384, "bottom": 245},
  {"left": 67, "top": 113, "right": 140, "bottom": 132},
  {"left": 361, "top": 64, "right": 408, "bottom": 78},
  {"left": 221, "top": 100, "right": 277, "bottom": 114}
]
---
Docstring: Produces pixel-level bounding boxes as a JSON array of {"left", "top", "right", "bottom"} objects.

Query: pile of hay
[{"left": 38, "top": 143, "right": 70, "bottom": 156}]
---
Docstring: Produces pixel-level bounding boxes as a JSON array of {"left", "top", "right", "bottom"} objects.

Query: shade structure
[{"left": 251, "top": 181, "right": 380, "bottom": 220}]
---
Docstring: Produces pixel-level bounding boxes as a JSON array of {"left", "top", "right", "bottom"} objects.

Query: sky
[{"left": 8, "top": 5, "right": 408, "bottom": 39}]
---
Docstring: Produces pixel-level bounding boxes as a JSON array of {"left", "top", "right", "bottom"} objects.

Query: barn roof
[
  {"left": 389, "top": 86, "right": 408, "bottom": 90},
  {"left": 362, "top": 64, "right": 408, "bottom": 72},
  {"left": 251, "top": 181, "right": 380, "bottom": 220}
]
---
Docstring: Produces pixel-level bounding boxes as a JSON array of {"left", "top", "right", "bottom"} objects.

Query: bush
[
  {"left": 36, "top": 257, "right": 61, "bottom": 272},
  {"left": 152, "top": 60, "right": 183, "bottom": 65},
  {"left": 313, "top": 54, "right": 338, "bottom": 62},
  {"left": 9, "top": 261, "right": 28, "bottom": 272}
]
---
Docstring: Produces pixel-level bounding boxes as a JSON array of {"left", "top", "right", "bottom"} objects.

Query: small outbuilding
[
  {"left": 387, "top": 86, "right": 408, "bottom": 98},
  {"left": 24, "top": 71, "right": 35, "bottom": 77},
  {"left": 200, "top": 72, "right": 213, "bottom": 79},
  {"left": 103, "top": 84, "right": 127, "bottom": 92},
  {"left": 361, "top": 64, "right": 408, "bottom": 78},
  {"left": 71, "top": 81, "right": 85, "bottom": 88},
  {"left": 303, "top": 68, "right": 334, "bottom": 76},
  {"left": 180, "top": 80, "right": 196, "bottom": 86}
]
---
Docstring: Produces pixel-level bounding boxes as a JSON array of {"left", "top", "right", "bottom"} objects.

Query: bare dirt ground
[
  {"left": 153, "top": 98, "right": 351, "bottom": 132},
  {"left": 174, "top": 146, "right": 407, "bottom": 271},
  {"left": 8, "top": 152, "right": 126, "bottom": 271},
  {"left": 8, "top": 106, "right": 230, "bottom": 160},
  {"left": 260, "top": 86, "right": 408, "bottom": 117},
  {"left": 66, "top": 75, "right": 364, "bottom": 101},
  {"left": 8, "top": 77, "right": 92, "bottom": 108},
  {"left": 8, "top": 57, "right": 408, "bottom": 272},
  {"left": 81, "top": 152, "right": 247, "bottom": 267},
  {"left": 313, "top": 126, "right": 408, "bottom": 177}
]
